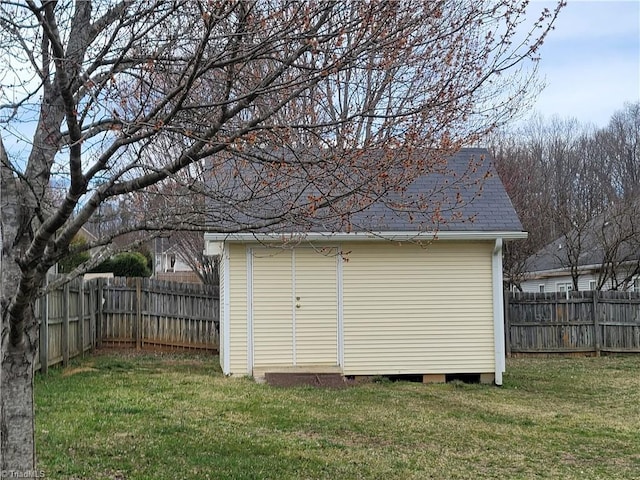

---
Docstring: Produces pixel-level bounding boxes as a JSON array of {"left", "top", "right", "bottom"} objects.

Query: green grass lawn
[{"left": 36, "top": 352, "right": 640, "bottom": 479}]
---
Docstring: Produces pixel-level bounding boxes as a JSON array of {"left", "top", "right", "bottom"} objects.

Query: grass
[{"left": 36, "top": 352, "right": 640, "bottom": 479}]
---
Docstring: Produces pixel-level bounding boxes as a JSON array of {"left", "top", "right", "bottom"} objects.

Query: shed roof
[
  {"left": 343, "top": 147, "right": 523, "bottom": 233},
  {"left": 205, "top": 147, "right": 525, "bottom": 241}
]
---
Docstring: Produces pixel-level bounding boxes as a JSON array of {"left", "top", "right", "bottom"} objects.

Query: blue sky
[{"left": 528, "top": 0, "right": 640, "bottom": 126}]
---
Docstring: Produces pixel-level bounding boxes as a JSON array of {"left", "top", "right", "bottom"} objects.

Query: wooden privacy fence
[
  {"left": 36, "top": 277, "right": 95, "bottom": 373},
  {"left": 99, "top": 277, "right": 219, "bottom": 352},
  {"left": 506, "top": 291, "right": 640, "bottom": 355},
  {"left": 36, "top": 276, "right": 219, "bottom": 373}
]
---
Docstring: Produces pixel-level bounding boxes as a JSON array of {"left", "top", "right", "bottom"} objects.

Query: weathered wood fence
[
  {"left": 36, "top": 277, "right": 95, "bottom": 373},
  {"left": 99, "top": 277, "right": 219, "bottom": 351},
  {"left": 506, "top": 291, "right": 640, "bottom": 355},
  {"left": 36, "top": 277, "right": 219, "bottom": 373}
]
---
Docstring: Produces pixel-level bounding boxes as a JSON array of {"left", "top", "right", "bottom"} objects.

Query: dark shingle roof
[
  {"left": 525, "top": 213, "right": 640, "bottom": 273},
  {"left": 344, "top": 147, "right": 523, "bottom": 233},
  {"left": 206, "top": 147, "right": 523, "bottom": 234}
]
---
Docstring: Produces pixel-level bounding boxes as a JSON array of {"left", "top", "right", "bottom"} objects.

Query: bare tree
[
  {"left": 598, "top": 102, "right": 640, "bottom": 201},
  {"left": 125, "top": 164, "right": 219, "bottom": 284},
  {"left": 169, "top": 231, "right": 219, "bottom": 285},
  {"left": 591, "top": 202, "right": 640, "bottom": 290},
  {"left": 489, "top": 127, "right": 554, "bottom": 289},
  {"left": 0, "top": 0, "right": 562, "bottom": 469},
  {"left": 491, "top": 102, "right": 640, "bottom": 291},
  {"left": 490, "top": 116, "right": 600, "bottom": 289}
]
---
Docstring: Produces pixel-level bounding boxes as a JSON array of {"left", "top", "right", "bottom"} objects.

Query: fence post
[
  {"left": 593, "top": 291, "right": 601, "bottom": 356},
  {"left": 97, "top": 279, "right": 104, "bottom": 348},
  {"left": 135, "top": 277, "right": 142, "bottom": 350},
  {"left": 504, "top": 290, "right": 511, "bottom": 357},
  {"left": 88, "top": 280, "right": 96, "bottom": 350},
  {"left": 39, "top": 283, "right": 49, "bottom": 375},
  {"left": 78, "top": 279, "right": 84, "bottom": 358},
  {"left": 63, "top": 283, "right": 70, "bottom": 367}
]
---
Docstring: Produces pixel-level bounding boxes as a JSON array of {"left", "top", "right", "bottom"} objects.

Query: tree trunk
[
  {"left": 1, "top": 139, "right": 39, "bottom": 470},
  {"left": 0, "top": 266, "right": 39, "bottom": 471},
  {"left": 1, "top": 343, "right": 36, "bottom": 470},
  {"left": 1, "top": 258, "right": 39, "bottom": 470}
]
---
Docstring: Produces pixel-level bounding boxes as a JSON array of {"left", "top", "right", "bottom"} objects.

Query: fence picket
[
  {"left": 79, "top": 280, "right": 84, "bottom": 358},
  {"left": 62, "top": 283, "right": 70, "bottom": 367},
  {"left": 38, "top": 287, "right": 49, "bottom": 375}
]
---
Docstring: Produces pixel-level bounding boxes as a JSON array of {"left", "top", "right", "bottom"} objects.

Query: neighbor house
[
  {"left": 519, "top": 235, "right": 640, "bottom": 293},
  {"left": 204, "top": 148, "right": 526, "bottom": 385},
  {"left": 519, "top": 202, "right": 640, "bottom": 293},
  {"left": 153, "top": 236, "right": 202, "bottom": 284}
]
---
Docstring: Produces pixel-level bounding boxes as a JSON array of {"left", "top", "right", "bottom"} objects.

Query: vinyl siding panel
[
  {"left": 521, "top": 274, "right": 622, "bottom": 293},
  {"left": 228, "top": 243, "right": 247, "bottom": 374},
  {"left": 342, "top": 241, "right": 494, "bottom": 375},
  {"left": 521, "top": 275, "right": 580, "bottom": 293},
  {"left": 294, "top": 248, "right": 338, "bottom": 365},
  {"left": 252, "top": 248, "right": 294, "bottom": 366}
]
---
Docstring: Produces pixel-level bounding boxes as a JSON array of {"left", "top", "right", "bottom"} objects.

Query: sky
[{"left": 528, "top": 0, "right": 640, "bottom": 127}]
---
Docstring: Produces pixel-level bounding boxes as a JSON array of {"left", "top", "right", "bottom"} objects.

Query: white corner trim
[
  {"left": 222, "top": 245, "right": 231, "bottom": 375},
  {"left": 337, "top": 245, "right": 344, "bottom": 368},
  {"left": 246, "top": 248, "right": 254, "bottom": 376},
  {"left": 291, "top": 249, "right": 297, "bottom": 366},
  {"left": 492, "top": 238, "right": 505, "bottom": 386}
]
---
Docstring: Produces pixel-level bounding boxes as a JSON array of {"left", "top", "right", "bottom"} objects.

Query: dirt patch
[
  {"left": 265, "top": 372, "right": 351, "bottom": 389},
  {"left": 62, "top": 366, "right": 98, "bottom": 377},
  {"left": 92, "top": 347, "right": 215, "bottom": 361},
  {"left": 91, "top": 347, "right": 151, "bottom": 358}
]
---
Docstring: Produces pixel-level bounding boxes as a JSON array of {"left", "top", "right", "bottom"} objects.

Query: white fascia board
[
  {"left": 204, "top": 230, "right": 528, "bottom": 243},
  {"left": 524, "top": 263, "right": 604, "bottom": 279}
]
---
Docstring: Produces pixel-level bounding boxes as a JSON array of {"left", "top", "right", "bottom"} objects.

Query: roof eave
[
  {"left": 524, "top": 258, "right": 640, "bottom": 278},
  {"left": 204, "top": 230, "right": 528, "bottom": 243}
]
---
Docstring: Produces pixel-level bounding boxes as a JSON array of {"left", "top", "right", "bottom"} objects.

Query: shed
[{"left": 204, "top": 148, "right": 526, "bottom": 385}]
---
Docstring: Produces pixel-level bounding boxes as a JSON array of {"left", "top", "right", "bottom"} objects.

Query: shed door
[{"left": 251, "top": 247, "right": 338, "bottom": 368}]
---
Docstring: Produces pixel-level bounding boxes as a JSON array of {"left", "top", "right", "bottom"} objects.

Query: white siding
[
  {"left": 226, "top": 240, "right": 497, "bottom": 377},
  {"left": 228, "top": 243, "right": 248, "bottom": 374},
  {"left": 342, "top": 241, "right": 495, "bottom": 375}
]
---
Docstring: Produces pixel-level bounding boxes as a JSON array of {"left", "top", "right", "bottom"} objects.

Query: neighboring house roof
[
  {"left": 524, "top": 211, "right": 640, "bottom": 276},
  {"left": 205, "top": 147, "right": 525, "bottom": 242},
  {"left": 525, "top": 237, "right": 603, "bottom": 273}
]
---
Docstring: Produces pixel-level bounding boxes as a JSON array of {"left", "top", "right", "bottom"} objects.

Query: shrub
[
  {"left": 135, "top": 245, "right": 154, "bottom": 272},
  {"left": 111, "top": 252, "right": 151, "bottom": 277},
  {"left": 90, "top": 252, "right": 151, "bottom": 277}
]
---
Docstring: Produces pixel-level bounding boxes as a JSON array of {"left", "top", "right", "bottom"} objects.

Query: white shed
[{"left": 205, "top": 148, "right": 526, "bottom": 385}]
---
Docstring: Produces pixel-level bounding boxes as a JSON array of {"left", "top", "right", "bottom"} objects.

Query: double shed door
[{"left": 251, "top": 247, "right": 338, "bottom": 368}]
